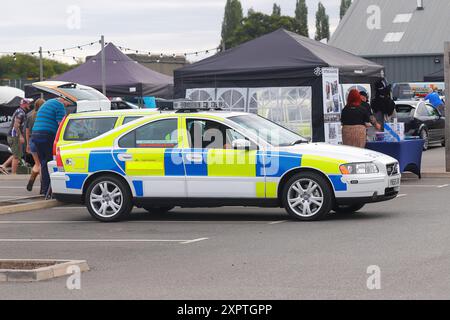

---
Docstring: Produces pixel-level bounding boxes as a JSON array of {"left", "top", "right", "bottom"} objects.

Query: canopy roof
[
  {"left": 54, "top": 43, "right": 173, "bottom": 98},
  {"left": 175, "top": 28, "right": 384, "bottom": 82}
]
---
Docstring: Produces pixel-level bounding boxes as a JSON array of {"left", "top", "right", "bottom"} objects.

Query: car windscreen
[
  {"left": 63, "top": 117, "right": 118, "bottom": 141},
  {"left": 229, "top": 114, "right": 307, "bottom": 147}
]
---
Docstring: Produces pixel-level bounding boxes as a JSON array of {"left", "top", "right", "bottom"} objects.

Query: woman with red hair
[{"left": 341, "top": 89, "right": 371, "bottom": 148}]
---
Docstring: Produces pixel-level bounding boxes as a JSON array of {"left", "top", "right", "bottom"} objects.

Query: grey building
[{"left": 329, "top": 0, "right": 450, "bottom": 83}]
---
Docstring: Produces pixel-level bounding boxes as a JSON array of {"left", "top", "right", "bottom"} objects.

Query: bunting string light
[{"left": 0, "top": 40, "right": 221, "bottom": 61}]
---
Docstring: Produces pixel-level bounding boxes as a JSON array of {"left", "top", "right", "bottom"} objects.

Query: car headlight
[{"left": 340, "top": 162, "right": 379, "bottom": 175}]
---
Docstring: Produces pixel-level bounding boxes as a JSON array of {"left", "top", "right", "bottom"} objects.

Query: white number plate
[{"left": 390, "top": 178, "right": 400, "bottom": 187}]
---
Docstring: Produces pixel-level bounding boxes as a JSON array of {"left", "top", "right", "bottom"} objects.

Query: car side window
[
  {"left": 122, "top": 116, "right": 143, "bottom": 125},
  {"left": 426, "top": 105, "right": 440, "bottom": 117},
  {"left": 119, "top": 118, "right": 178, "bottom": 148},
  {"left": 63, "top": 117, "right": 117, "bottom": 141},
  {"left": 186, "top": 118, "right": 256, "bottom": 150}
]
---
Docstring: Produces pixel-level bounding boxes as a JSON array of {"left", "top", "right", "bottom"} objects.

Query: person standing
[
  {"left": 31, "top": 98, "right": 69, "bottom": 197},
  {"left": 1, "top": 99, "right": 33, "bottom": 174},
  {"left": 424, "top": 87, "right": 445, "bottom": 115},
  {"left": 341, "top": 89, "right": 371, "bottom": 148},
  {"left": 25, "top": 98, "right": 46, "bottom": 191},
  {"left": 371, "top": 79, "right": 397, "bottom": 129}
]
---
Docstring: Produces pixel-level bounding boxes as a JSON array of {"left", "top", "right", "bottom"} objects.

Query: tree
[
  {"left": 0, "top": 54, "right": 77, "bottom": 79},
  {"left": 294, "top": 0, "right": 309, "bottom": 37},
  {"left": 272, "top": 3, "right": 281, "bottom": 16},
  {"left": 226, "top": 11, "right": 298, "bottom": 48},
  {"left": 340, "top": 0, "right": 352, "bottom": 20},
  {"left": 221, "top": 0, "right": 244, "bottom": 50},
  {"left": 315, "top": 2, "right": 330, "bottom": 41}
]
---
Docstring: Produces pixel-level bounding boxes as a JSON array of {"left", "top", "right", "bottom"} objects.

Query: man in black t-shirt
[{"left": 360, "top": 91, "right": 381, "bottom": 130}]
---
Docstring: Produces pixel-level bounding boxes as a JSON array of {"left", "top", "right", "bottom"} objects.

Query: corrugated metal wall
[{"left": 367, "top": 55, "right": 444, "bottom": 83}]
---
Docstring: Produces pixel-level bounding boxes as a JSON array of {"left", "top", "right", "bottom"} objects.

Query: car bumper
[{"left": 334, "top": 172, "right": 401, "bottom": 204}]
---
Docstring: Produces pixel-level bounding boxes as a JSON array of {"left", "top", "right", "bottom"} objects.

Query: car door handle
[
  {"left": 118, "top": 153, "right": 133, "bottom": 161},
  {"left": 185, "top": 154, "right": 203, "bottom": 163}
]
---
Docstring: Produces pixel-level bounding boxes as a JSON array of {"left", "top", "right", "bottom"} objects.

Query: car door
[
  {"left": 425, "top": 104, "right": 445, "bottom": 142},
  {"left": 182, "top": 117, "right": 263, "bottom": 199},
  {"left": 415, "top": 102, "right": 434, "bottom": 133},
  {"left": 116, "top": 117, "right": 186, "bottom": 198}
]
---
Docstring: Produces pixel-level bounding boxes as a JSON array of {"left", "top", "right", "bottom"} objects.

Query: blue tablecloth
[{"left": 366, "top": 139, "right": 425, "bottom": 178}]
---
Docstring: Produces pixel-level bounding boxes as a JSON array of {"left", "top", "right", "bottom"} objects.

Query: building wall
[{"left": 367, "top": 55, "right": 444, "bottom": 83}]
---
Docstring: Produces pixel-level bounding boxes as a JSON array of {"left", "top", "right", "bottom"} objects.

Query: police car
[{"left": 50, "top": 102, "right": 401, "bottom": 222}]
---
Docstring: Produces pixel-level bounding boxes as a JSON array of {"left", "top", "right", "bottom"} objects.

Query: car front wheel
[
  {"left": 282, "top": 172, "right": 333, "bottom": 221},
  {"left": 85, "top": 175, "right": 132, "bottom": 222}
]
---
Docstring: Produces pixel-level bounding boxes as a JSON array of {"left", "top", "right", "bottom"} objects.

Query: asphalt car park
[{"left": 0, "top": 177, "right": 449, "bottom": 300}]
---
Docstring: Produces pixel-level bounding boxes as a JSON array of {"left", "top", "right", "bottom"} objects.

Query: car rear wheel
[
  {"left": 282, "top": 172, "right": 333, "bottom": 221},
  {"left": 144, "top": 206, "right": 174, "bottom": 214},
  {"left": 333, "top": 203, "right": 365, "bottom": 214},
  {"left": 420, "top": 129, "right": 429, "bottom": 151},
  {"left": 85, "top": 175, "right": 132, "bottom": 222}
]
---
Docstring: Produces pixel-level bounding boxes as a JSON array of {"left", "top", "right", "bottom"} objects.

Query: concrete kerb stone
[
  {"left": 0, "top": 260, "right": 90, "bottom": 282},
  {"left": 0, "top": 200, "right": 62, "bottom": 215}
]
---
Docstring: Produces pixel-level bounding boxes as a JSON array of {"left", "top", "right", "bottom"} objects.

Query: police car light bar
[{"left": 173, "top": 100, "right": 224, "bottom": 111}]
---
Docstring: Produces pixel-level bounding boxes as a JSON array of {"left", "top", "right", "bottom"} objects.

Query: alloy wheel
[
  {"left": 287, "top": 178, "right": 324, "bottom": 218},
  {"left": 90, "top": 181, "right": 124, "bottom": 218}
]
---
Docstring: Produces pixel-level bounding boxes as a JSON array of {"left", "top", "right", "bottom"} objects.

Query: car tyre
[
  {"left": 85, "top": 175, "right": 132, "bottom": 222},
  {"left": 333, "top": 203, "right": 365, "bottom": 214},
  {"left": 420, "top": 129, "right": 429, "bottom": 151},
  {"left": 144, "top": 206, "right": 175, "bottom": 214},
  {"left": 282, "top": 172, "right": 333, "bottom": 221}
]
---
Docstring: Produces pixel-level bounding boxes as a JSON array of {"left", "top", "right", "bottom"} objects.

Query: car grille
[{"left": 386, "top": 163, "right": 400, "bottom": 176}]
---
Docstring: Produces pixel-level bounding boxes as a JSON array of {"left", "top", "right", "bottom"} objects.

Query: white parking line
[
  {"left": 437, "top": 184, "right": 449, "bottom": 188},
  {"left": 0, "top": 220, "right": 281, "bottom": 225},
  {"left": 0, "top": 238, "right": 209, "bottom": 244},
  {"left": 180, "top": 238, "right": 209, "bottom": 244},
  {"left": 268, "top": 220, "right": 288, "bottom": 225},
  {"left": 396, "top": 194, "right": 407, "bottom": 198},
  {"left": 401, "top": 185, "right": 443, "bottom": 188}
]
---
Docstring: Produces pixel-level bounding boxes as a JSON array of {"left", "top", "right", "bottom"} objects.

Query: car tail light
[
  {"left": 55, "top": 146, "right": 64, "bottom": 172},
  {"left": 53, "top": 115, "right": 68, "bottom": 157}
]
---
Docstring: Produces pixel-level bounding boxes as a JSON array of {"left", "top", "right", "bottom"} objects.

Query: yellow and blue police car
[{"left": 50, "top": 103, "right": 401, "bottom": 222}]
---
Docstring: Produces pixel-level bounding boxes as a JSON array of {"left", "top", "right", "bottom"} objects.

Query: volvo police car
[{"left": 50, "top": 102, "right": 401, "bottom": 222}]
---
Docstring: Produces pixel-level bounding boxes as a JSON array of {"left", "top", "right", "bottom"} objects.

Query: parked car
[
  {"left": 110, "top": 99, "right": 140, "bottom": 110},
  {"left": 49, "top": 104, "right": 401, "bottom": 223},
  {"left": 395, "top": 100, "right": 445, "bottom": 150}
]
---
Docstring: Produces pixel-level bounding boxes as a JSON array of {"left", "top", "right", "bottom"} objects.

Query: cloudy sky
[{"left": 0, "top": 0, "right": 341, "bottom": 64}]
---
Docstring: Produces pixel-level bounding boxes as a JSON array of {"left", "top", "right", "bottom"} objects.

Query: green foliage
[
  {"left": 225, "top": 11, "right": 298, "bottom": 49},
  {"left": 340, "top": 0, "right": 352, "bottom": 20},
  {"left": 0, "top": 53, "right": 78, "bottom": 80},
  {"left": 315, "top": 2, "right": 330, "bottom": 41},
  {"left": 272, "top": 3, "right": 281, "bottom": 16},
  {"left": 295, "top": 0, "right": 309, "bottom": 37},
  {"left": 221, "top": 0, "right": 244, "bottom": 50}
]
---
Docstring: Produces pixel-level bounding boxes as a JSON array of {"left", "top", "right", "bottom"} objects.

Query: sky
[{"left": 0, "top": 0, "right": 341, "bottom": 64}]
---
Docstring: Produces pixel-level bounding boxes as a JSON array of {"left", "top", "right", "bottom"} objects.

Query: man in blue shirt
[
  {"left": 424, "top": 88, "right": 445, "bottom": 115},
  {"left": 31, "top": 98, "right": 69, "bottom": 196}
]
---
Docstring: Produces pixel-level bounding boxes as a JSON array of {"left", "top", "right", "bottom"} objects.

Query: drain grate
[{"left": 0, "top": 259, "right": 89, "bottom": 282}]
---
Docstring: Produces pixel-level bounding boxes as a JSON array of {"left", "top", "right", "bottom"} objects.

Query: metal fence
[{"left": 0, "top": 79, "right": 37, "bottom": 90}]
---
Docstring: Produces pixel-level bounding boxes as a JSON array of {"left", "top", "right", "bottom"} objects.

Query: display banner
[{"left": 322, "top": 68, "right": 344, "bottom": 144}]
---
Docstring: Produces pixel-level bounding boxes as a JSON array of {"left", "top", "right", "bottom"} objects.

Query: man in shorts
[{"left": 5, "top": 98, "right": 33, "bottom": 174}]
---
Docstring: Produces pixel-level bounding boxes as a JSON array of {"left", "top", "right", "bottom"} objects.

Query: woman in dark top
[{"left": 341, "top": 89, "right": 371, "bottom": 148}]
